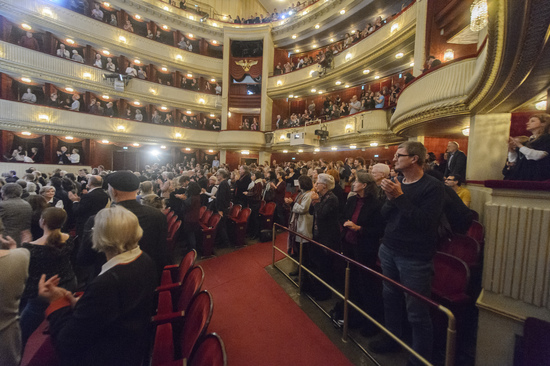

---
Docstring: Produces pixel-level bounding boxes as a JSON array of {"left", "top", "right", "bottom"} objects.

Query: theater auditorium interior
[{"left": 0, "top": 0, "right": 549, "bottom": 365}]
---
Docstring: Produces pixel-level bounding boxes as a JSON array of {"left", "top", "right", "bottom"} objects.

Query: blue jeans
[{"left": 378, "top": 244, "right": 434, "bottom": 364}]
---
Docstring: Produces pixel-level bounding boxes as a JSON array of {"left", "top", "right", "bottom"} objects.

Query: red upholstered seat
[
  {"left": 229, "top": 204, "right": 242, "bottom": 219},
  {"left": 200, "top": 210, "right": 213, "bottom": 226},
  {"left": 199, "top": 206, "right": 207, "bottom": 220},
  {"left": 151, "top": 323, "right": 175, "bottom": 366},
  {"left": 438, "top": 234, "right": 481, "bottom": 269},
  {"left": 159, "top": 249, "right": 197, "bottom": 286},
  {"left": 200, "top": 214, "right": 222, "bottom": 257},
  {"left": 259, "top": 200, "right": 266, "bottom": 212},
  {"left": 229, "top": 208, "right": 251, "bottom": 247},
  {"left": 432, "top": 252, "right": 470, "bottom": 304},
  {"left": 167, "top": 214, "right": 179, "bottom": 233},
  {"left": 176, "top": 291, "right": 214, "bottom": 360},
  {"left": 189, "top": 333, "right": 227, "bottom": 366},
  {"left": 259, "top": 202, "right": 276, "bottom": 230},
  {"left": 154, "top": 266, "right": 204, "bottom": 317},
  {"left": 166, "top": 210, "right": 175, "bottom": 221},
  {"left": 466, "top": 220, "right": 484, "bottom": 249},
  {"left": 166, "top": 220, "right": 182, "bottom": 253}
]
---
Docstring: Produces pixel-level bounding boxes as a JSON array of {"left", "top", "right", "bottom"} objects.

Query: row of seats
[{"left": 151, "top": 250, "right": 227, "bottom": 366}]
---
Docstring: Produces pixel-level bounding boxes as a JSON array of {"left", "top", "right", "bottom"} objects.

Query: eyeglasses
[{"left": 394, "top": 153, "right": 412, "bottom": 159}]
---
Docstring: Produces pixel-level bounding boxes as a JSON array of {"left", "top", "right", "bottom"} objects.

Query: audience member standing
[
  {"left": 0, "top": 183, "right": 32, "bottom": 246},
  {"left": 444, "top": 141, "right": 467, "bottom": 179},
  {"left": 78, "top": 171, "right": 168, "bottom": 282},
  {"left": 308, "top": 174, "right": 340, "bottom": 300},
  {"left": 69, "top": 175, "right": 110, "bottom": 241},
  {"left": 0, "top": 243, "right": 30, "bottom": 366},
  {"left": 214, "top": 169, "right": 232, "bottom": 247},
  {"left": 369, "top": 141, "right": 444, "bottom": 366},
  {"left": 234, "top": 165, "right": 251, "bottom": 206}
]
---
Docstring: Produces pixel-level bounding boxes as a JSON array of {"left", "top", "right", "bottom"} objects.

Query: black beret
[{"left": 105, "top": 171, "right": 140, "bottom": 192}]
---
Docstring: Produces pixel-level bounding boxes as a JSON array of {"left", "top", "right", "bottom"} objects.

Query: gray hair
[
  {"left": 217, "top": 169, "right": 229, "bottom": 179},
  {"left": 317, "top": 173, "right": 335, "bottom": 190},
  {"left": 2, "top": 183, "right": 23, "bottom": 199},
  {"left": 26, "top": 182, "right": 37, "bottom": 194},
  {"left": 92, "top": 206, "right": 143, "bottom": 256},
  {"left": 372, "top": 163, "right": 390, "bottom": 176}
]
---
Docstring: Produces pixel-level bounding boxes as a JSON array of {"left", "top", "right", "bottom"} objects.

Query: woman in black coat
[
  {"left": 37, "top": 206, "right": 157, "bottom": 366},
  {"left": 308, "top": 173, "right": 340, "bottom": 300},
  {"left": 340, "top": 171, "right": 385, "bottom": 335}
]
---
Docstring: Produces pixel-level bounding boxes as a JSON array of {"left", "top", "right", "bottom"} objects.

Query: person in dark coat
[
  {"left": 39, "top": 206, "right": 157, "bottom": 366},
  {"left": 444, "top": 141, "right": 467, "bottom": 179},
  {"left": 308, "top": 173, "right": 340, "bottom": 300},
  {"left": 340, "top": 171, "right": 385, "bottom": 335},
  {"left": 234, "top": 166, "right": 251, "bottom": 206},
  {"left": 68, "top": 175, "right": 110, "bottom": 241},
  {"left": 214, "top": 169, "right": 231, "bottom": 247},
  {"left": 77, "top": 171, "right": 168, "bottom": 283},
  {"left": 173, "top": 182, "right": 201, "bottom": 253}
]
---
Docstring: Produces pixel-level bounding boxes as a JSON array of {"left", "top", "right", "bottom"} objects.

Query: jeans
[
  {"left": 19, "top": 296, "right": 49, "bottom": 347},
  {"left": 378, "top": 244, "right": 434, "bottom": 365}
]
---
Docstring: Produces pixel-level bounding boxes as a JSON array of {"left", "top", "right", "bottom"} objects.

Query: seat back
[
  {"left": 179, "top": 291, "right": 213, "bottom": 359},
  {"left": 237, "top": 208, "right": 251, "bottom": 223},
  {"left": 466, "top": 220, "right": 484, "bottom": 246},
  {"left": 263, "top": 202, "right": 276, "bottom": 216},
  {"left": 156, "top": 290, "right": 173, "bottom": 315},
  {"left": 166, "top": 210, "right": 175, "bottom": 221},
  {"left": 169, "top": 220, "right": 182, "bottom": 239},
  {"left": 432, "top": 252, "right": 470, "bottom": 300},
  {"left": 439, "top": 234, "right": 481, "bottom": 268},
  {"left": 176, "top": 266, "right": 204, "bottom": 313},
  {"left": 200, "top": 210, "right": 213, "bottom": 225},
  {"left": 199, "top": 206, "right": 207, "bottom": 219},
  {"left": 259, "top": 200, "right": 266, "bottom": 213},
  {"left": 177, "top": 249, "right": 197, "bottom": 283},
  {"left": 189, "top": 333, "right": 227, "bottom": 366},
  {"left": 167, "top": 214, "right": 178, "bottom": 233},
  {"left": 151, "top": 323, "right": 174, "bottom": 366},
  {"left": 229, "top": 204, "right": 242, "bottom": 219},
  {"left": 207, "top": 214, "right": 221, "bottom": 229}
]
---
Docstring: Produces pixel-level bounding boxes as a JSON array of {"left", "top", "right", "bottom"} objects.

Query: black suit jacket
[
  {"left": 445, "top": 150, "right": 467, "bottom": 179},
  {"left": 341, "top": 194, "right": 385, "bottom": 256},
  {"left": 72, "top": 188, "right": 110, "bottom": 238},
  {"left": 47, "top": 251, "right": 156, "bottom": 366}
]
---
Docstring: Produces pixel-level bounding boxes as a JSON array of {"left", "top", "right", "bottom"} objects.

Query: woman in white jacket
[{"left": 285, "top": 175, "right": 314, "bottom": 260}]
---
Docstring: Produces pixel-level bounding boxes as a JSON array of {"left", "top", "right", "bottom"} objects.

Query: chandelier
[{"left": 470, "top": 0, "right": 488, "bottom": 31}]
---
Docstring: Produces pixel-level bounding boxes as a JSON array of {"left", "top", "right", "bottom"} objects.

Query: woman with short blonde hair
[{"left": 92, "top": 206, "right": 143, "bottom": 256}]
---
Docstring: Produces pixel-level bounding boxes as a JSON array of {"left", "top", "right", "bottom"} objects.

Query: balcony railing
[
  {"left": 390, "top": 46, "right": 488, "bottom": 130},
  {"left": 0, "top": 41, "right": 219, "bottom": 111},
  {"left": 271, "top": 109, "right": 390, "bottom": 146},
  {"left": 0, "top": 0, "right": 223, "bottom": 75},
  {"left": 0, "top": 99, "right": 266, "bottom": 149}
]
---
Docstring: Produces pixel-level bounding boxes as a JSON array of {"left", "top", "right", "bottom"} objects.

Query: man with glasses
[
  {"left": 445, "top": 174, "right": 471, "bottom": 208},
  {"left": 369, "top": 141, "right": 444, "bottom": 366}
]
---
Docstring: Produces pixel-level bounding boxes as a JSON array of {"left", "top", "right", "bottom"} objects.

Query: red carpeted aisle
[{"left": 199, "top": 233, "right": 354, "bottom": 366}]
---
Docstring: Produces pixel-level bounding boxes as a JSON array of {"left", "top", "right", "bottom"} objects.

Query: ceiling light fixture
[
  {"left": 370, "top": 142, "right": 378, "bottom": 147},
  {"left": 66, "top": 136, "right": 74, "bottom": 140},
  {"left": 66, "top": 39, "right": 75, "bottom": 44},
  {"left": 22, "top": 131, "right": 32, "bottom": 136},
  {"left": 21, "top": 24, "right": 32, "bottom": 30},
  {"left": 65, "top": 87, "right": 74, "bottom": 92},
  {"left": 292, "top": 34, "right": 297, "bottom": 39},
  {"left": 21, "top": 77, "right": 32, "bottom": 83},
  {"left": 395, "top": 52, "right": 404, "bottom": 58},
  {"left": 340, "top": 9, "right": 346, "bottom": 15},
  {"left": 134, "top": 14, "right": 141, "bottom": 20},
  {"left": 102, "top": 50, "right": 110, "bottom": 55},
  {"left": 314, "top": 24, "right": 320, "bottom": 29},
  {"left": 175, "top": 133, "right": 182, "bottom": 138}
]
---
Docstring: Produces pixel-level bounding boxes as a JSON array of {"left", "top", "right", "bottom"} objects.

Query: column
[
  {"left": 412, "top": 0, "right": 428, "bottom": 77},
  {"left": 466, "top": 113, "right": 510, "bottom": 181}
]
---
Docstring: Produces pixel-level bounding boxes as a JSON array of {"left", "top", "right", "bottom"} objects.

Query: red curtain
[{"left": 229, "top": 57, "right": 262, "bottom": 80}]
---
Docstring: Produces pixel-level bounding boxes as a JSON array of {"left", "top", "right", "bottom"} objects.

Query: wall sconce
[
  {"left": 462, "top": 127, "right": 470, "bottom": 136},
  {"left": 175, "top": 55, "right": 182, "bottom": 61},
  {"left": 350, "top": 145, "right": 356, "bottom": 149},
  {"left": 279, "top": 135, "right": 286, "bottom": 141},
  {"left": 345, "top": 124, "right": 354, "bottom": 133},
  {"left": 443, "top": 49, "right": 454, "bottom": 62},
  {"left": 276, "top": 80, "right": 282, "bottom": 86},
  {"left": 41, "top": 8, "right": 54, "bottom": 17},
  {"left": 82, "top": 72, "right": 92, "bottom": 79},
  {"left": 283, "top": 150, "right": 288, "bottom": 153},
  {"left": 118, "top": 35, "right": 126, "bottom": 43},
  {"left": 345, "top": 53, "right": 352, "bottom": 61},
  {"left": 314, "top": 148, "right": 320, "bottom": 152},
  {"left": 132, "top": 143, "right": 140, "bottom": 147},
  {"left": 117, "top": 125, "right": 125, "bottom": 131},
  {"left": 66, "top": 136, "right": 74, "bottom": 140},
  {"left": 241, "top": 150, "right": 250, "bottom": 155},
  {"left": 160, "top": 145, "right": 167, "bottom": 149},
  {"left": 175, "top": 133, "right": 182, "bottom": 138},
  {"left": 22, "top": 131, "right": 32, "bottom": 136},
  {"left": 185, "top": 147, "right": 191, "bottom": 151},
  {"left": 370, "top": 142, "right": 378, "bottom": 147},
  {"left": 198, "top": 98, "right": 205, "bottom": 104},
  {"left": 228, "top": 112, "right": 232, "bottom": 117},
  {"left": 391, "top": 23, "right": 399, "bottom": 33},
  {"left": 38, "top": 114, "right": 49, "bottom": 122},
  {"left": 331, "top": 147, "right": 338, "bottom": 151},
  {"left": 101, "top": 139, "right": 109, "bottom": 143}
]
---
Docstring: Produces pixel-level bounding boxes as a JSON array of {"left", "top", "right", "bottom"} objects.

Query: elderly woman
[
  {"left": 308, "top": 173, "right": 340, "bottom": 300},
  {"left": 506, "top": 113, "right": 550, "bottom": 181},
  {"left": 40, "top": 186, "right": 63, "bottom": 208},
  {"left": 201, "top": 175, "right": 219, "bottom": 210},
  {"left": 340, "top": 171, "right": 385, "bottom": 335},
  {"left": 37, "top": 206, "right": 156, "bottom": 366}
]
